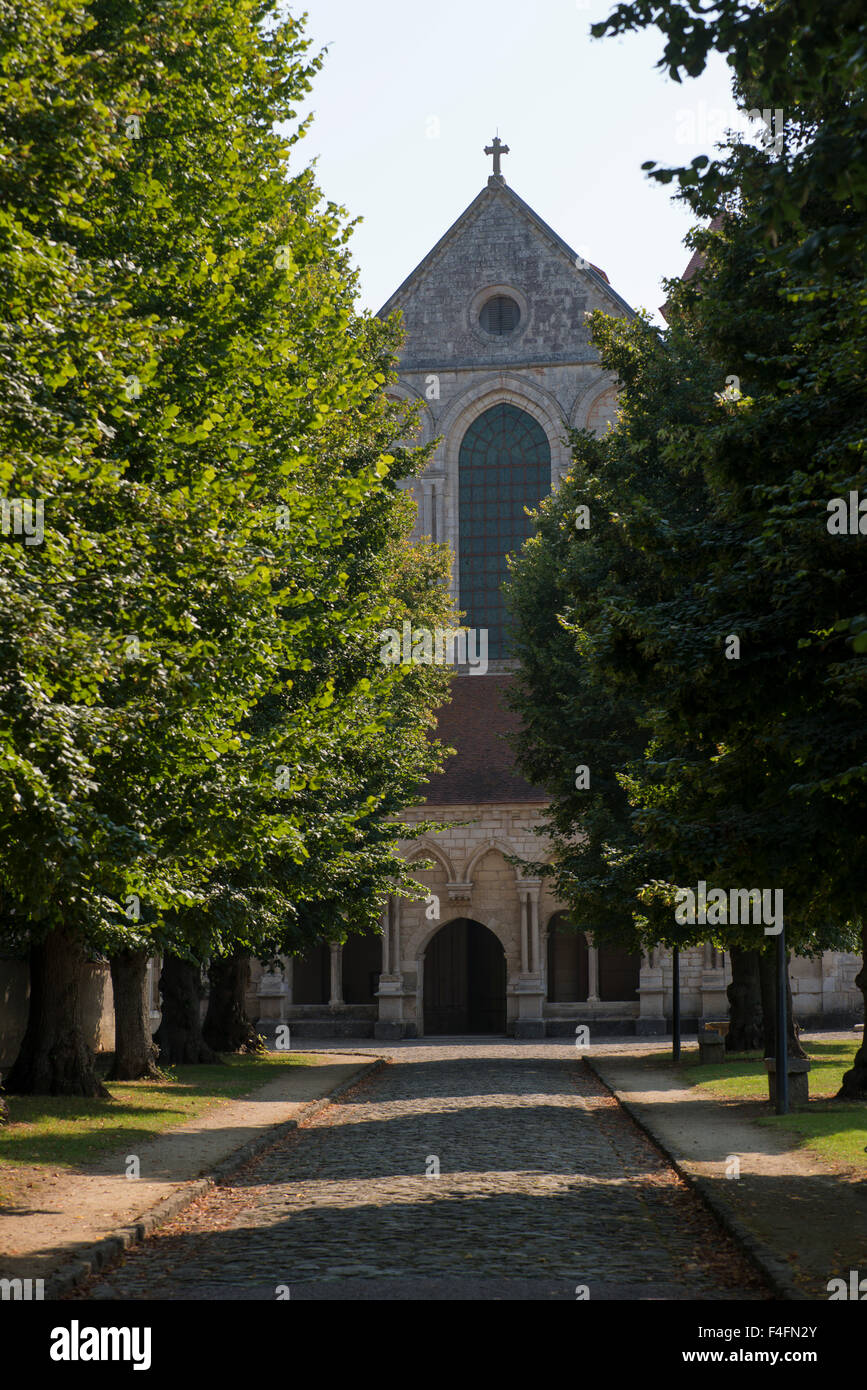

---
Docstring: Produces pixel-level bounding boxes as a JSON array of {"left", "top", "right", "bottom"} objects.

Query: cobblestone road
[{"left": 75, "top": 1042, "right": 770, "bottom": 1301}]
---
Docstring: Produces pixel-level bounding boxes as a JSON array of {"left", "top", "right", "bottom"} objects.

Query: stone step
[
  {"left": 282, "top": 1019, "right": 376, "bottom": 1039},
  {"left": 543, "top": 1018, "right": 642, "bottom": 1038}
]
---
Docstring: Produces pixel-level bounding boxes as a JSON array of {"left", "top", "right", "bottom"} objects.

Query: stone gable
[
  {"left": 379, "top": 182, "right": 632, "bottom": 370},
  {"left": 379, "top": 179, "right": 637, "bottom": 579}
]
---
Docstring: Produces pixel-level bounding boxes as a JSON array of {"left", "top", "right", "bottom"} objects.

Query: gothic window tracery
[{"left": 458, "top": 403, "right": 551, "bottom": 658}]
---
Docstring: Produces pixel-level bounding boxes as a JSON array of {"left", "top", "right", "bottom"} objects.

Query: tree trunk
[
  {"left": 725, "top": 947, "right": 764, "bottom": 1051},
  {"left": 4, "top": 929, "right": 109, "bottom": 1096},
  {"left": 153, "top": 952, "right": 222, "bottom": 1065},
  {"left": 202, "top": 952, "right": 263, "bottom": 1053},
  {"left": 107, "top": 949, "right": 161, "bottom": 1080},
  {"left": 837, "top": 923, "right": 867, "bottom": 1099},
  {"left": 758, "top": 948, "right": 807, "bottom": 1060}
]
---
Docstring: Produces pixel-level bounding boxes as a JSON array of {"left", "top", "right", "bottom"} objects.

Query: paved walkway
[
  {"left": 586, "top": 1044, "right": 867, "bottom": 1301},
  {"left": 69, "top": 1041, "right": 768, "bottom": 1301},
  {"left": 0, "top": 1054, "right": 372, "bottom": 1291}
]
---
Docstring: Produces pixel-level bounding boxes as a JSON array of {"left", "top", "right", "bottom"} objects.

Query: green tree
[
  {"left": 1, "top": 0, "right": 454, "bottom": 1089},
  {"left": 589, "top": 0, "right": 867, "bottom": 1091},
  {"left": 506, "top": 306, "right": 812, "bottom": 1049},
  {"left": 1, "top": 0, "right": 156, "bottom": 1096}
]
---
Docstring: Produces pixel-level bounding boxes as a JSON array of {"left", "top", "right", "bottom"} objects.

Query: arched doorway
[{"left": 424, "top": 919, "right": 506, "bottom": 1034}]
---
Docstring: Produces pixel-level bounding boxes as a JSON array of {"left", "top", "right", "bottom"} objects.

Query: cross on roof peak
[{"left": 485, "top": 135, "right": 509, "bottom": 183}]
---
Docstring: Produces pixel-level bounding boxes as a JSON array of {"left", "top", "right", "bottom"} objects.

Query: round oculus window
[{"left": 479, "top": 294, "right": 521, "bottom": 335}]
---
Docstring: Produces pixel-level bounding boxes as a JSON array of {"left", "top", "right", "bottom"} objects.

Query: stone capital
[
  {"left": 516, "top": 877, "right": 542, "bottom": 901},
  {"left": 446, "top": 881, "right": 474, "bottom": 901}
]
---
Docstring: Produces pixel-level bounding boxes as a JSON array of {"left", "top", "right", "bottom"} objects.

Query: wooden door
[
  {"left": 467, "top": 921, "right": 507, "bottom": 1032},
  {"left": 424, "top": 919, "right": 506, "bottom": 1034},
  {"left": 424, "top": 919, "right": 469, "bottom": 1034}
]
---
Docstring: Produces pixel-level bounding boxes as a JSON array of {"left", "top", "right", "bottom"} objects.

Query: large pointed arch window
[{"left": 458, "top": 403, "right": 551, "bottom": 658}]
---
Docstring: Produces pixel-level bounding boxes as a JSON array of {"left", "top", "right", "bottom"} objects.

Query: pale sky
[{"left": 291, "top": 0, "right": 750, "bottom": 325}]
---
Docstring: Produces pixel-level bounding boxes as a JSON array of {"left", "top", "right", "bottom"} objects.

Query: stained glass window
[{"left": 458, "top": 403, "right": 551, "bottom": 658}]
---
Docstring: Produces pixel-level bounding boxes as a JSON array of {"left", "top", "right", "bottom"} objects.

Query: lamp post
[
  {"left": 672, "top": 946, "right": 681, "bottom": 1062},
  {"left": 776, "top": 927, "right": 789, "bottom": 1115}
]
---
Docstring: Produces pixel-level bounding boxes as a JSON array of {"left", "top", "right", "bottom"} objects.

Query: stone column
[
  {"left": 519, "top": 892, "right": 529, "bottom": 972},
  {"left": 421, "top": 480, "right": 434, "bottom": 539},
  {"left": 391, "top": 897, "right": 401, "bottom": 976},
  {"left": 529, "top": 892, "right": 540, "bottom": 974},
  {"left": 145, "top": 958, "right": 160, "bottom": 1021},
  {"left": 381, "top": 899, "right": 390, "bottom": 975},
  {"left": 329, "top": 944, "right": 344, "bottom": 1007},
  {"left": 517, "top": 880, "right": 543, "bottom": 976},
  {"left": 375, "top": 895, "right": 406, "bottom": 1040},
  {"left": 432, "top": 478, "right": 444, "bottom": 544},
  {"left": 513, "top": 879, "right": 545, "bottom": 1037},
  {"left": 587, "top": 934, "right": 600, "bottom": 1003}
]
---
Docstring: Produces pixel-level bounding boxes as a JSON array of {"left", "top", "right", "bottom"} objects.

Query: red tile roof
[
  {"left": 659, "top": 214, "right": 726, "bottom": 321},
  {"left": 424, "top": 674, "right": 545, "bottom": 804}
]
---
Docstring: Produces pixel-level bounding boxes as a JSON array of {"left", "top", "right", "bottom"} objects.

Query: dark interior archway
[
  {"left": 292, "top": 934, "right": 381, "bottom": 1005},
  {"left": 292, "top": 943, "right": 330, "bottom": 1005},
  {"left": 546, "top": 913, "right": 589, "bottom": 1002},
  {"left": 598, "top": 944, "right": 641, "bottom": 1001},
  {"left": 342, "top": 932, "right": 381, "bottom": 1004},
  {"left": 424, "top": 918, "right": 506, "bottom": 1034}
]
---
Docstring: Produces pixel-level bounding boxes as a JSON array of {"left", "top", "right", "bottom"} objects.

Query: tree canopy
[
  {"left": 0, "top": 0, "right": 454, "bottom": 1093},
  {"left": 507, "top": 0, "right": 867, "bottom": 1086}
]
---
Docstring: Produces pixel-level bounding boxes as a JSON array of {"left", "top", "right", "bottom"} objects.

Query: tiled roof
[
  {"left": 660, "top": 214, "right": 726, "bottom": 321},
  {"left": 423, "top": 674, "right": 545, "bottom": 804}
]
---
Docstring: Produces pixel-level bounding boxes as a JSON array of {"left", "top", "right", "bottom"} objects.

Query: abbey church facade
[{"left": 249, "top": 157, "right": 861, "bottom": 1041}]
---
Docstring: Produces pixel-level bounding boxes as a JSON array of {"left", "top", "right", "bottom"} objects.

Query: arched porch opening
[{"left": 423, "top": 918, "right": 506, "bottom": 1034}]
